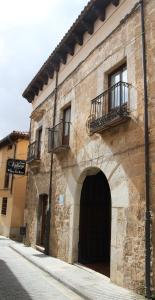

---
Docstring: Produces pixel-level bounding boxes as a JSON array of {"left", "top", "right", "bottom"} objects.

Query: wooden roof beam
[
  {"left": 71, "top": 32, "right": 83, "bottom": 46},
  {"left": 52, "top": 62, "right": 60, "bottom": 72},
  {"left": 55, "top": 53, "right": 67, "bottom": 65},
  {"left": 38, "top": 73, "right": 48, "bottom": 85},
  {"left": 28, "top": 91, "right": 35, "bottom": 102},
  {"left": 92, "top": 5, "right": 106, "bottom": 22},
  {"left": 112, "top": 0, "right": 120, "bottom": 6},
  {"left": 33, "top": 87, "right": 39, "bottom": 96},
  {"left": 61, "top": 54, "right": 67, "bottom": 65},
  {"left": 64, "top": 44, "right": 75, "bottom": 56},
  {"left": 47, "top": 65, "right": 54, "bottom": 79},
  {"left": 81, "top": 20, "right": 94, "bottom": 35},
  {"left": 34, "top": 80, "right": 44, "bottom": 91}
]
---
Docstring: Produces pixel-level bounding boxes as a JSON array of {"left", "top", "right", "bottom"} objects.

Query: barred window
[{"left": 1, "top": 198, "right": 8, "bottom": 215}]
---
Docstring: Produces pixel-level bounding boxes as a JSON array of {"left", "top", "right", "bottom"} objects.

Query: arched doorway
[{"left": 78, "top": 170, "right": 111, "bottom": 277}]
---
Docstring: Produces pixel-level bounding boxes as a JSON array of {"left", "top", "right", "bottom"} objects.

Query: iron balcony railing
[
  {"left": 48, "top": 121, "right": 70, "bottom": 153},
  {"left": 87, "top": 81, "right": 130, "bottom": 134},
  {"left": 27, "top": 141, "right": 40, "bottom": 163}
]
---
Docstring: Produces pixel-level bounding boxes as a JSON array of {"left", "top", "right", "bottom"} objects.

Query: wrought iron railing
[
  {"left": 87, "top": 81, "right": 130, "bottom": 134},
  {"left": 27, "top": 141, "right": 40, "bottom": 162},
  {"left": 48, "top": 121, "right": 70, "bottom": 153}
]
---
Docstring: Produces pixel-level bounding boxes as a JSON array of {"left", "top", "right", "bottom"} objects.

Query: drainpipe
[
  {"left": 140, "top": 1, "right": 151, "bottom": 298},
  {"left": 45, "top": 70, "right": 59, "bottom": 255}
]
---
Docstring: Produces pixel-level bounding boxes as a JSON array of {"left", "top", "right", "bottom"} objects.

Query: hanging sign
[{"left": 7, "top": 159, "right": 26, "bottom": 175}]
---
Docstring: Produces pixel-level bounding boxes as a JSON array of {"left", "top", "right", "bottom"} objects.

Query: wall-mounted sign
[
  {"left": 58, "top": 194, "right": 65, "bottom": 205},
  {"left": 7, "top": 159, "right": 26, "bottom": 175}
]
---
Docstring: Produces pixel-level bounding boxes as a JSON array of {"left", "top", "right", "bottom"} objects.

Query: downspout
[
  {"left": 45, "top": 70, "right": 59, "bottom": 255},
  {"left": 140, "top": 0, "right": 151, "bottom": 298}
]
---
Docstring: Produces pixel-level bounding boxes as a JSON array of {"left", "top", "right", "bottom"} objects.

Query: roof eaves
[
  {"left": 23, "top": 0, "right": 118, "bottom": 102},
  {"left": 0, "top": 131, "right": 29, "bottom": 149}
]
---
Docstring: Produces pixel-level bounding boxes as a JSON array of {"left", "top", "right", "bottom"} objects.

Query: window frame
[
  {"left": 36, "top": 126, "right": 42, "bottom": 159},
  {"left": 108, "top": 64, "right": 127, "bottom": 111},
  {"left": 62, "top": 106, "right": 71, "bottom": 146}
]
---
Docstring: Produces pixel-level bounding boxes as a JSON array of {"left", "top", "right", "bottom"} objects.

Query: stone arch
[
  {"left": 69, "top": 162, "right": 129, "bottom": 283},
  {"left": 71, "top": 167, "right": 111, "bottom": 269}
]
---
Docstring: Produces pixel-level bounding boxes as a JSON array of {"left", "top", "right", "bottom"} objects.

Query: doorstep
[
  {"left": 10, "top": 242, "right": 145, "bottom": 300},
  {"left": 35, "top": 244, "right": 45, "bottom": 253}
]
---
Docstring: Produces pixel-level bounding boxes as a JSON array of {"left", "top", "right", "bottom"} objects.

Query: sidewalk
[{"left": 10, "top": 242, "right": 145, "bottom": 300}]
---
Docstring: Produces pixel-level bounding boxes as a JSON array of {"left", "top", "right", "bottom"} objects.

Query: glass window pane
[
  {"left": 122, "top": 67, "right": 127, "bottom": 82},
  {"left": 64, "top": 107, "right": 71, "bottom": 136},
  {"left": 64, "top": 107, "right": 71, "bottom": 123},
  {"left": 110, "top": 72, "right": 120, "bottom": 86},
  {"left": 109, "top": 65, "right": 128, "bottom": 109}
]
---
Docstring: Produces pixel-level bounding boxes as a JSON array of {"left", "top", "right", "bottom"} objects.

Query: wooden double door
[{"left": 78, "top": 171, "right": 111, "bottom": 276}]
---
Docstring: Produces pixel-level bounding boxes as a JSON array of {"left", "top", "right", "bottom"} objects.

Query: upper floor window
[
  {"left": 62, "top": 106, "right": 71, "bottom": 146},
  {"left": 109, "top": 64, "right": 128, "bottom": 110},
  {"left": 8, "top": 145, "right": 13, "bottom": 150},
  {"left": 36, "top": 127, "right": 42, "bottom": 159},
  {"left": 4, "top": 171, "right": 10, "bottom": 189},
  {"left": 1, "top": 197, "right": 8, "bottom": 215}
]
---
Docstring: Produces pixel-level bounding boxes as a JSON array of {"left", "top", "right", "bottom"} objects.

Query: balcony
[
  {"left": 27, "top": 141, "right": 40, "bottom": 164},
  {"left": 87, "top": 81, "right": 130, "bottom": 135},
  {"left": 48, "top": 121, "right": 70, "bottom": 153}
]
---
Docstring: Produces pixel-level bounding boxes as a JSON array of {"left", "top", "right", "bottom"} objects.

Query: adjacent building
[
  {"left": 23, "top": 0, "right": 155, "bottom": 297},
  {"left": 0, "top": 131, "right": 29, "bottom": 241}
]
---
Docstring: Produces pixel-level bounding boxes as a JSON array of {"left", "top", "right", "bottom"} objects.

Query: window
[
  {"left": 1, "top": 198, "right": 8, "bottom": 215},
  {"left": 62, "top": 106, "right": 71, "bottom": 146},
  {"left": 109, "top": 65, "right": 128, "bottom": 110},
  {"left": 4, "top": 172, "right": 10, "bottom": 189},
  {"left": 8, "top": 145, "right": 13, "bottom": 150},
  {"left": 36, "top": 127, "right": 42, "bottom": 158}
]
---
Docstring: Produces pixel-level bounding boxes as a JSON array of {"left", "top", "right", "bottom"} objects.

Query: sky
[{"left": 0, "top": 0, "right": 88, "bottom": 139}]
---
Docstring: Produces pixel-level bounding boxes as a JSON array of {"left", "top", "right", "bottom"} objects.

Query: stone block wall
[{"left": 25, "top": 0, "right": 155, "bottom": 295}]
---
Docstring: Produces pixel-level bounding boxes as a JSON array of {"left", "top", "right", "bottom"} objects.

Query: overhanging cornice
[{"left": 23, "top": 0, "right": 120, "bottom": 103}]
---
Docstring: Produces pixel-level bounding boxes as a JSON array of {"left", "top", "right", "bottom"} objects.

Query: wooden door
[
  {"left": 37, "top": 195, "right": 48, "bottom": 247},
  {"left": 40, "top": 198, "right": 47, "bottom": 246}
]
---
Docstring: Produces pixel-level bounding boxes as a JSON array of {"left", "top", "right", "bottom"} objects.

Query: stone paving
[
  {"left": 8, "top": 238, "right": 146, "bottom": 300},
  {"left": 0, "top": 237, "right": 83, "bottom": 300}
]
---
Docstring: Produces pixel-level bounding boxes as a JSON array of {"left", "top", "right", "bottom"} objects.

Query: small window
[
  {"left": 36, "top": 127, "right": 42, "bottom": 158},
  {"left": 62, "top": 106, "right": 71, "bottom": 145},
  {"left": 4, "top": 172, "right": 10, "bottom": 189},
  {"left": 8, "top": 145, "right": 13, "bottom": 150},
  {"left": 1, "top": 198, "right": 8, "bottom": 215},
  {"left": 109, "top": 65, "right": 128, "bottom": 110}
]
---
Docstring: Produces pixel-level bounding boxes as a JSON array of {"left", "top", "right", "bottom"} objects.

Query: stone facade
[{"left": 24, "top": 0, "right": 155, "bottom": 296}]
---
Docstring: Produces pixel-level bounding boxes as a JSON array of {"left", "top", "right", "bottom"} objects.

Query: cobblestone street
[{"left": 0, "top": 237, "right": 83, "bottom": 300}]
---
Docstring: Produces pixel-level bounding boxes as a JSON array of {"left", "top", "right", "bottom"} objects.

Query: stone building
[
  {"left": 0, "top": 131, "right": 29, "bottom": 241},
  {"left": 23, "top": 0, "right": 155, "bottom": 297}
]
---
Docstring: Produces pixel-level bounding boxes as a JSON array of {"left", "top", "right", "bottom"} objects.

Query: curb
[{"left": 10, "top": 244, "right": 90, "bottom": 300}]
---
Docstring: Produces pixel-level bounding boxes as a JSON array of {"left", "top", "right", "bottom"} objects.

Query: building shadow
[
  {"left": 0, "top": 237, "right": 9, "bottom": 241},
  {"left": 0, "top": 259, "right": 32, "bottom": 299}
]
